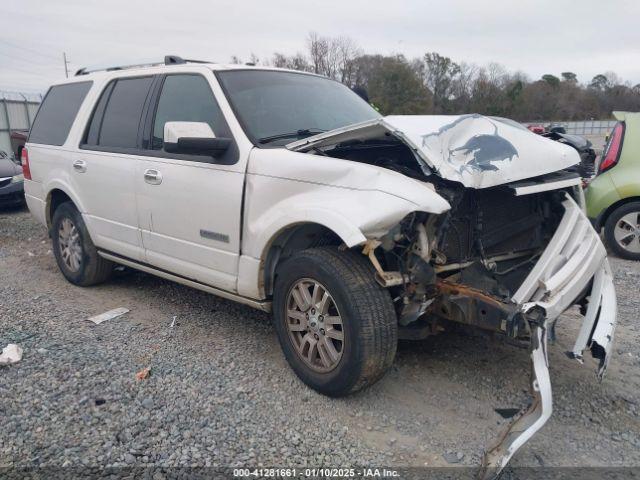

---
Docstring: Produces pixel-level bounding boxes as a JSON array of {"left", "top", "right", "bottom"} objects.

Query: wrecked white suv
[{"left": 23, "top": 57, "right": 616, "bottom": 474}]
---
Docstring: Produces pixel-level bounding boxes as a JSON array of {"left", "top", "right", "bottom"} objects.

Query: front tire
[
  {"left": 604, "top": 202, "right": 640, "bottom": 260},
  {"left": 51, "top": 202, "right": 114, "bottom": 286},
  {"left": 273, "top": 247, "right": 397, "bottom": 397}
]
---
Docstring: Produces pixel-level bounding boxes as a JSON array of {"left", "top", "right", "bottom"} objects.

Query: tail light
[
  {"left": 599, "top": 122, "right": 625, "bottom": 173},
  {"left": 21, "top": 148, "right": 31, "bottom": 180}
]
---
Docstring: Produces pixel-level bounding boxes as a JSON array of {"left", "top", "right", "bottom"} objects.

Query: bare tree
[
  {"left": 248, "top": 53, "right": 260, "bottom": 65},
  {"left": 306, "top": 32, "right": 362, "bottom": 82},
  {"left": 307, "top": 32, "right": 329, "bottom": 75},
  {"left": 449, "top": 62, "right": 477, "bottom": 112},
  {"left": 271, "top": 52, "right": 312, "bottom": 72},
  {"left": 335, "top": 36, "right": 362, "bottom": 85}
]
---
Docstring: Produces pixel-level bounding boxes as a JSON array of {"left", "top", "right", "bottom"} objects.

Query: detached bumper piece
[
  {"left": 571, "top": 262, "right": 617, "bottom": 378},
  {"left": 480, "top": 321, "right": 551, "bottom": 479},
  {"left": 480, "top": 194, "right": 617, "bottom": 479}
]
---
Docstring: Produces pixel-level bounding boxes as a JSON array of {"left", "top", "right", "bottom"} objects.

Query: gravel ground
[{"left": 1, "top": 205, "right": 639, "bottom": 475}]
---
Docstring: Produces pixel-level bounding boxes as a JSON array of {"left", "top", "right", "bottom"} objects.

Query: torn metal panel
[
  {"left": 572, "top": 261, "right": 617, "bottom": 378},
  {"left": 512, "top": 193, "right": 617, "bottom": 376},
  {"left": 287, "top": 114, "right": 580, "bottom": 189},
  {"left": 479, "top": 322, "right": 552, "bottom": 479}
]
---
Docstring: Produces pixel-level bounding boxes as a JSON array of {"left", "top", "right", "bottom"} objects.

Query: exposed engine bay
[{"left": 323, "top": 138, "right": 574, "bottom": 341}]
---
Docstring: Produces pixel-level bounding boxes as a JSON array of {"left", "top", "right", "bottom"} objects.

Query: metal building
[{"left": 0, "top": 91, "right": 42, "bottom": 158}]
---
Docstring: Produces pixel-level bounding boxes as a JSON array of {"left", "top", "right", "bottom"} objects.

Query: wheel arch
[
  {"left": 261, "top": 222, "right": 347, "bottom": 298},
  {"left": 596, "top": 196, "right": 640, "bottom": 231},
  {"left": 44, "top": 186, "right": 82, "bottom": 231}
]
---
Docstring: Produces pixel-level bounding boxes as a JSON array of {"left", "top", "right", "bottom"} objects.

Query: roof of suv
[{"left": 61, "top": 57, "right": 320, "bottom": 86}]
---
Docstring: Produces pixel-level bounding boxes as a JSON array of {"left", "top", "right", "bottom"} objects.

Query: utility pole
[{"left": 63, "top": 52, "right": 70, "bottom": 78}]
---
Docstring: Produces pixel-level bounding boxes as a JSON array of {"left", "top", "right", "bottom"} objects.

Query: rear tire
[
  {"left": 51, "top": 202, "right": 114, "bottom": 286},
  {"left": 273, "top": 247, "right": 397, "bottom": 397},
  {"left": 604, "top": 202, "right": 640, "bottom": 261}
]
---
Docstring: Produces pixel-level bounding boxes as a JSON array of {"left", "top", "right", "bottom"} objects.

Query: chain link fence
[
  {"left": 548, "top": 120, "right": 617, "bottom": 136},
  {"left": 525, "top": 120, "right": 619, "bottom": 153},
  {"left": 0, "top": 91, "right": 43, "bottom": 158}
]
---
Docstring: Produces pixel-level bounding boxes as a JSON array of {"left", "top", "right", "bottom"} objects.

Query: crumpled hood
[{"left": 288, "top": 114, "right": 581, "bottom": 189}]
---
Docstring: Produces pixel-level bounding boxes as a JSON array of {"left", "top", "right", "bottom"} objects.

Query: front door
[{"left": 135, "top": 73, "right": 244, "bottom": 292}]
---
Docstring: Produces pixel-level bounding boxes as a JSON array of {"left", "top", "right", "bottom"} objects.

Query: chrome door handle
[
  {"left": 73, "top": 160, "right": 87, "bottom": 173},
  {"left": 143, "top": 169, "right": 162, "bottom": 185}
]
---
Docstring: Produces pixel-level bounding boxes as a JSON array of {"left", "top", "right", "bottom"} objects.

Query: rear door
[
  {"left": 134, "top": 72, "right": 244, "bottom": 292},
  {"left": 76, "top": 75, "right": 155, "bottom": 261}
]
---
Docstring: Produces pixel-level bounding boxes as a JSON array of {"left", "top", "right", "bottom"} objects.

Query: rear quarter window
[{"left": 28, "top": 81, "right": 93, "bottom": 146}]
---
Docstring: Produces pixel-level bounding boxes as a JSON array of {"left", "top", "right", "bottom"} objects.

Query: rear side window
[
  {"left": 84, "top": 76, "right": 153, "bottom": 149},
  {"left": 28, "top": 82, "right": 92, "bottom": 146}
]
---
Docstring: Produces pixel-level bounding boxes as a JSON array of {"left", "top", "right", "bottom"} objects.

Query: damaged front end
[
  {"left": 288, "top": 114, "right": 617, "bottom": 477},
  {"left": 368, "top": 190, "right": 617, "bottom": 478}
]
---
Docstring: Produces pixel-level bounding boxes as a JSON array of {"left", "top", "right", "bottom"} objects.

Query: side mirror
[{"left": 163, "top": 121, "right": 231, "bottom": 157}]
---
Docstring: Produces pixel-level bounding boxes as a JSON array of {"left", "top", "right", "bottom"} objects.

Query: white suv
[{"left": 23, "top": 56, "right": 617, "bottom": 474}]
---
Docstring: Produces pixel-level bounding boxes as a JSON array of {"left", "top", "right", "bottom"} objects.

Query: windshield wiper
[{"left": 258, "top": 128, "right": 326, "bottom": 144}]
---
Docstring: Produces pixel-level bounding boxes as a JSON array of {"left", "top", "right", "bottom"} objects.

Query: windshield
[{"left": 217, "top": 70, "right": 381, "bottom": 146}]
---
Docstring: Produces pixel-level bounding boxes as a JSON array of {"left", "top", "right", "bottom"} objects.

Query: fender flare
[
  {"left": 43, "top": 180, "right": 88, "bottom": 225},
  {"left": 254, "top": 208, "right": 367, "bottom": 261}
]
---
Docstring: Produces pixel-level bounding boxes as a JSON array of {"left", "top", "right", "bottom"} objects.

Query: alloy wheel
[
  {"left": 614, "top": 212, "right": 640, "bottom": 254},
  {"left": 285, "top": 278, "right": 344, "bottom": 373},
  {"left": 58, "top": 217, "right": 82, "bottom": 272}
]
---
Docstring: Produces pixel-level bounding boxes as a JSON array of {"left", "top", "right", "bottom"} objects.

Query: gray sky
[{"left": 1, "top": 0, "right": 639, "bottom": 94}]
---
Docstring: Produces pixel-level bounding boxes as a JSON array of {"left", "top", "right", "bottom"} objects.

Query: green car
[{"left": 586, "top": 111, "right": 640, "bottom": 260}]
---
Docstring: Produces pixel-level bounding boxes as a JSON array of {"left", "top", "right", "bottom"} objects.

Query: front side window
[
  {"left": 29, "top": 81, "right": 92, "bottom": 146},
  {"left": 152, "top": 74, "right": 229, "bottom": 149},
  {"left": 217, "top": 70, "right": 380, "bottom": 146}
]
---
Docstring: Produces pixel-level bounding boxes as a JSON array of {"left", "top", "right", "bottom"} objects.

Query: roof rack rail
[
  {"left": 164, "top": 55, "right": 211, "bottom": 65},
  {"left": 75, "top": 55, "right": 212, "bottom": 76}
]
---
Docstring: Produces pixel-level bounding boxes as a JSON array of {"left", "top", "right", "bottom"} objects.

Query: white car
[{"left": 22, "top": 56, "right": 617, "bottom": 475}]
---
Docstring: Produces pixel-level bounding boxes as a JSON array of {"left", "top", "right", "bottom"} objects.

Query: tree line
[{"left": 231, "top": 33, "right": 640, "bottom": 121}]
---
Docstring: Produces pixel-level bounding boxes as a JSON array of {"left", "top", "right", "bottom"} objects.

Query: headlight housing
[{"left": 11, "top": 173, "right": 24, "bottom": 183}]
